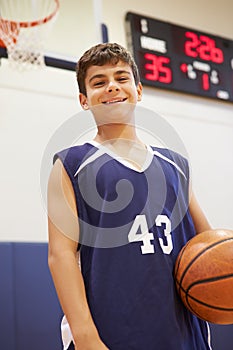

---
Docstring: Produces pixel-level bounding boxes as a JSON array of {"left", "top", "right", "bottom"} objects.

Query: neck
[{"left": 94, "top": 123, "right": 142, "bottom": 144}]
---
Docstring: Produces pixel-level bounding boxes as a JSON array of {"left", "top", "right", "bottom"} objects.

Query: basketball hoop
[{"left": 0, "top": 0, "right": 60, "bottom": 70}]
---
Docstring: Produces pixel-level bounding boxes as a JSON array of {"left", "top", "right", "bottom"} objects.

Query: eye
[
  {"left": 118, "top": 76, "right": 128, "bottom": 82},
  {"left": 93, "top": 81, "right": 105, "bottom": 87}
]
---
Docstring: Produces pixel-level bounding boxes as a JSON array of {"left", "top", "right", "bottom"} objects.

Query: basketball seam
[
  {"left": 177, "top": 237, "right": 233, "bottom": 295},
  {"left": 174, "top": 241, "right": 193, "bottom": 295},
  {"left": 175, "top": 275, "right": 233, "bottom": 312},
  {"left": 188, "top": 273, "right": 233, "bottom": 287},
  {"left": 186, "top": 274, "right": 233, "bottom": 312},
  {"left": 186, "top": 294, "right": 233, "bottom": 316}
]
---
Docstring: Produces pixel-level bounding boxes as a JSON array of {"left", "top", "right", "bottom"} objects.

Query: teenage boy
[{"left": 48, "top": 43, "right": 212, "bottom": 350}]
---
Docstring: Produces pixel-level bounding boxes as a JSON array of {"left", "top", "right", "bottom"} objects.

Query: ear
[
  {"left": 136, "top": 82, "right": 143, "bottom": 102},
  {"left": 79, "top": 93, "right": 89, "bottom": 110}
]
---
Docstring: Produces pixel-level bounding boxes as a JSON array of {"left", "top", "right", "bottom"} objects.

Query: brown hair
[{"left": 76, "top": 43, "right": 140, "bottom": 96}]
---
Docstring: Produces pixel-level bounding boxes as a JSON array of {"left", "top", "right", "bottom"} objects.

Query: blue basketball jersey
[{"left": 54, "top": 142, "right": 212, "bottom": 350}]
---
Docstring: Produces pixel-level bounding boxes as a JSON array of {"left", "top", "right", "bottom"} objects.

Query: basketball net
[{"left": 0, "top": 0, "right": 59, "bottom": 70}]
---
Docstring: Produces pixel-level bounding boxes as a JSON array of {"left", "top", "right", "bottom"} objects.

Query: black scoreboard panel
[{"left": 125, "top": 12, "right": 233, "bottom": 102}]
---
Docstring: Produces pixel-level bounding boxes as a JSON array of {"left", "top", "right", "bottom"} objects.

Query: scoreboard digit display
[{"left": 125, "top": 12, "right": 233, "bottom": 102}]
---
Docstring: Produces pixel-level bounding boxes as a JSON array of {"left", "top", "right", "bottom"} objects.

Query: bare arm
[
  {"left": 189, "top": 191, "right": 212, "bottom": 234},
  {"left": 48, "top": 159, "right": 108, "bottom": 349}
]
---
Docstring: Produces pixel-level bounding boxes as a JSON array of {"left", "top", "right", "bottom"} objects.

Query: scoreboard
[{"left": 125, "top": 12, "right": 233, "bottom": 102}]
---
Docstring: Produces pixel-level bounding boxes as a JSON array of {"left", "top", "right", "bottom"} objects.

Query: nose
[{"left": 106, "top": 81, "right": 120, "bottom": 93}]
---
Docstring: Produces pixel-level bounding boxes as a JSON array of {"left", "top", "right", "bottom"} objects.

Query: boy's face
[{"left": 79, "top": 60, "right": 142, "bottom": 124}]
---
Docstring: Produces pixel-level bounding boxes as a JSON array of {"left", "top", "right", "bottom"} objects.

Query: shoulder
[
  {"left": 150, "top": 146, "right": 190, "bottom": 180},
  {"left": 54, "top": 143, "right": 94, "bottom": 165},
  {"left": 151, "top": 146, "right": 189, "bottom": 166},
  {"left": 53, "top": 143, "right": 97, "bottom": 176},
  {"left": 151, "top": 146, "right": 188, "bottom": 162}
]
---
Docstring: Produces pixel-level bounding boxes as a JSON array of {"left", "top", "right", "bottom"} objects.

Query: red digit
[
  {"left": 199, "top": 35, "right": 212, "bottom": 61},
  {"left": 202, "top": 73, "right": 210, "bottom": 90},
  {"left": 211, "top": 46, "right": 224, "bottom": 64},
  {"left": 184, "top": 31, "right": 199, "bottom": 57},
  {"left": 144, "top": 53, "right": 159, "bottom": 81},
  {"left": 157, "top": 56, "right": 172, "bottom": 84}
]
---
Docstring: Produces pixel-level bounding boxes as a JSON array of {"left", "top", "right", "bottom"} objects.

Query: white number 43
[{"left": 128, "top": 214, "right": 173, "bottom": 255}]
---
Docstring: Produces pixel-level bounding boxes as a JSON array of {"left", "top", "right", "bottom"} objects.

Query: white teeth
[
  {"left": 106, "top": 100, "right": 121, "bottom": 104},
  {"left": 103, "top": 98, "right": 126, "bottom": 104}
]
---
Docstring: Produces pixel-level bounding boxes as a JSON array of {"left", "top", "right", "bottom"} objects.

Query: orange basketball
[{"left": 174, "top": 229, "right": 233, "bottom": 324}]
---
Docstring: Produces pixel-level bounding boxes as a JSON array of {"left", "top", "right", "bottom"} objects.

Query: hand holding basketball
[{"left": 174, "top": 229, "right": 233, "bottom": 324}]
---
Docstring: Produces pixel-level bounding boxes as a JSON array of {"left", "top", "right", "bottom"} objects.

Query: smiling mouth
[{"left": 102, "top": 98, "right": 127, "bottom": 104}]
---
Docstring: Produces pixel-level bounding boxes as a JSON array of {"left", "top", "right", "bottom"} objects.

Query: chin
[{"left": 91, "top": 102, "right": 136, "bottom": 126}]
